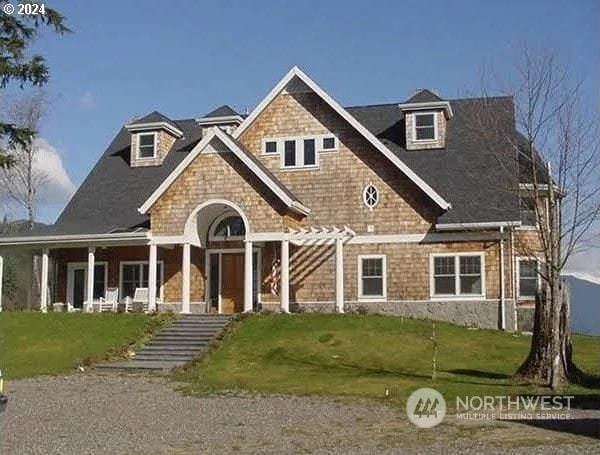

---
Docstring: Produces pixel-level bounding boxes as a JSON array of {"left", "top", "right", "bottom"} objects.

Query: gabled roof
[
  {"left": 202, "top": 105, "right": 239, "bottom": 118},
  {"left": 138, "top": 127, "right": 310, "bottom": 216},
  {"left": 233, "top": 66, "right": 451, "bottom": 211},
  {"left": 347, "top": 96, "right": 521, "bottom": 225},
  {"left": 405, "top": 89, "right": 443, "bottom": 103},
  {"left": 125, "top": 110, "right": 184, "bottom": 137}
]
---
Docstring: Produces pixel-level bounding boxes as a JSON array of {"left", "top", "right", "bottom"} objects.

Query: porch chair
[
  {"left": 131, "top": 287, "right": 149, "bottom": 313},
  {"left": 98, "top": 287, "right": 119, "bottom": 312}
]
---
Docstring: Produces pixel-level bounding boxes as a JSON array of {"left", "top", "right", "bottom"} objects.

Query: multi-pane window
[
  {"left": 211, "top": 215, "right": 246, "bottom": 239},
  {"left": 262, "top": 134, "right": 338, "bottom": 168},
  {"left": 432, "top": 254, "right": 483, "bottom": 297},
  {"left": 358, "top": 256, "right": 386, "bottom": 299},
  {"left": 120, "top": 262, "right": 163, "bottom": 300},
  {"left": 137, "top": 133, "right": 156, "bottom": 158},
  {"left": 322, "top": 136, "right": 337, "bottom": 151},
  {"left": 414, "top": 113, "right": 436, "bottom": 140},
  {"left": 519, "top": 259, "right": 538, "bottom": 298}
]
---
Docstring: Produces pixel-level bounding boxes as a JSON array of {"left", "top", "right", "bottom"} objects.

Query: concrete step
[
  {"left": 97, "top": 360, "right": 185, "bottom": 370},
  {"left": 150, "top": 337, "right": 214, "bottom": 344},
  {"left": 147, "top": 339, "right": 210, "bottom": 346},
  {"left": 134, "top": 353, "right": 197, "bottom": 361},
  {"left": 140, "top": 345, "right": 205, "bottom": 352}
]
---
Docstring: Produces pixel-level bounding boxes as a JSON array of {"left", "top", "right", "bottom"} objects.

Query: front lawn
[
  {"left": 176, "top": 314, "right": 600, "bottom": 404},
  {"left": 0, "top": 311, "right": 171, "bottom": 379}
]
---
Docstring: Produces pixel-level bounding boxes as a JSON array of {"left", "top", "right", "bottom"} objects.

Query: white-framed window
[
  {"left": 517, "top": 257, "right": 539, "bottom": 300},
  {"left": 209, "top": 214, "right": 246, "bottom": 241},
  {"left": 119, "top": 261, "right": 164, "bottom": 301},
  {"left": 358, "top": 255, "right": 387, "bottom": 300},
  {"left": 430, "top": 253, "right": 485, "bottom": 298},
  {"left": 136, "top": 132, "right": 157, "bottom": 159},
  {"left": 363, "top": 183, "right": 379, "bottom": 209},
  {"left": 261, "top": 134, "right": 339, "bottom": 167},
  {"left": 414, "top": 112, "right": 437, "bottom": 141}
]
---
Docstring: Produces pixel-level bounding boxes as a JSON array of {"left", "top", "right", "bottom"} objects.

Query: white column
[
  {"left": 0, "top": 255, "right": 4, "bottom": 312},
  {"left": 244, "top": 240, "right": 253, "bottom": 312},
  {"left": 40, "top": 249, "right": 49, "bottom": 313},
  {"left": 181, "top": 243, "right": 191, "bottom": 314},
  {"left": 86, "top": 247, "right": 95, "bottom": 312},
  {"left": 148, "top": 243, "right": 157, "bottom": 312},
  {"left": 335, "top": 237, "right": 344, "bottom": 313},
  {"left": 280, "top": 239, "right": 290, "bottom": 313}
]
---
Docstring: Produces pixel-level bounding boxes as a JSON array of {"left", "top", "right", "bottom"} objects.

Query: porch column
[
  {"left": 244, "top": 240, "right": 253, "bottom": 312},
  {"left": 86, "top": 247, "right": 95, "bottom": 312},
  {"left": 181, "top": 242, "right": 191, "bottom": 314},
  {"left": 148, "top": 243, "right": 157, "bottom": 312},
  {"left": 335, "top": 237, "right": 344, "bottom": 313},
  {"left": 40, "top": 249, "right": 49, "bottom": 313},
  {"left": 0, "top": 255, "right": 3, "bottom": 312},
  {"left": 280, "top": 238, "right": 290, "bottom": 313}
]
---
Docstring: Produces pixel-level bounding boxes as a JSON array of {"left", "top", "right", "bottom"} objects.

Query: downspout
[
  {"left": 511, "top": 228, "right": 518, "bottom": 332},
  {"left": 500, "top": 226, "right": 505, "bottom": 330}
]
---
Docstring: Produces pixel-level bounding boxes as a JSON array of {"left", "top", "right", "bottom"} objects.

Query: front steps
[{"left": 97, "top": 314, "right": 231, "bottom": 371}]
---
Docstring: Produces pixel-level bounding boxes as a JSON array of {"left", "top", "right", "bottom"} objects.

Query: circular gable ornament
[{"left": 363, "top": 183, "right": 379, "bottom": 209}]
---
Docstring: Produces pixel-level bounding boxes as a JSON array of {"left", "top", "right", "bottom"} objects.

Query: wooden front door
[{"left": 220, "top": 253, "right": 244, "bottom": 313}]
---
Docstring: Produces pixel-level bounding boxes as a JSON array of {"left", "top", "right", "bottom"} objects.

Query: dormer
[
  {"left": 398, "top": 89, "right": 453, "bottom": 150},
  {"left": 196, "top": 105, "right": 244, "bottom": 136},
  {"left": 125, "top": 111, "right": 183, "bottom": 167}
]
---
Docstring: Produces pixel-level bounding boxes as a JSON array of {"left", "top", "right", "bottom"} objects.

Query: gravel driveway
[{"left": 0, "top": 373, "right": 598, "bottom": 454}]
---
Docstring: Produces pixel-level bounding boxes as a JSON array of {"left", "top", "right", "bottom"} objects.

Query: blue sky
[{"left": 5, "top": 0, "right": 598, "bottom": 273}]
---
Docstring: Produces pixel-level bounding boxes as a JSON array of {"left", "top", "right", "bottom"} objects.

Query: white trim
[
  {"left": 429, "top": 252, "right": 486, "bottom": 299},
  {"left": 118, "top": 260, "right": 164, "bottom": 302},
  {"left": 412, "top": 111, "right": 439, "bottom": 143},
  {"left": 183, "top": 198, "right": 250, "bottom": 247},
  {"left": 135, "top": 132, "right": 158, "bottom": 160},
  {"left": 138, "top": 128, "right": 310, "bottom": 216},
  {"left": 40, "top": 249, "right": 49, "bottom": 313},
  {"left": 435, "top": 221, "right": 522, "bottom": 231},
  {"left": 232, "top": 66, "right": 451, "bottom": 210},
  {"left": 362, "top": 183, "right": 379, "bottom": 210},
  {"left": 125, "top": 121, "right": 183, "bottom": 138},
  {"left": 398, "top": 100, "right": 454, "bottom": 118},
  {"left": 516, "top": 256, "right": 540, "bottom": 301},
  {"left": 196, "top": 114, "right": 244, "bottom": 125},
  {"left": 66, "top": 261, "right": 108, "bottom": 309},
  {"left": 209, "top": 212, "right": 246, "bottom": 241},
  {"left": 0, "top": 231, "right": 149, "bottom": 247},
  {"left": 357, "top": 254, "right": 387, "bottom": 301},
  {"left": 280, "top": 136, "right": 319, "bottom": 169}
]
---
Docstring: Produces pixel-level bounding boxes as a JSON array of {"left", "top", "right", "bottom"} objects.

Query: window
[
  {"left": 284, "top": 140, "right": 296, "bottom": 167},
  {"left": 93, "top": 264, "right": 107, "bottom": 299},
  {"left": 431, "top": 254, "right": 484, "bottom": 297},
  {"left": 304, "top": 138, "right": 316, "bottom": 166},
  {"left": 414, "top": 113, "right": 436, "bottom": 141},
  {"left": 137, "top": 133, "right": 156, "bottom": 158},
  {"left": 363, "top": 183, "right": 379, "bottom": 209},
  {"left": 322, "top": 136, "right": 337, "bottom": 151},
  {"left": 211, "top": 215, "right": 246, "bottom": 239},
  {"left": 518, "top": 259, "right": 538, "bottom": 299},
  {"left": 358, "top": 255, "right": 386, "bottom": 299},
  {"left": 264, "top": 141, "right": 278, "bottom": 154},
  {"left": 120, "top": 262, "right": 163, "bottom": 300}
]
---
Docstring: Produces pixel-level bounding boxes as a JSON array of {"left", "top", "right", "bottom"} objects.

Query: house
[{"left": 0, "top": 67, "right": 545, "bottom": 330}]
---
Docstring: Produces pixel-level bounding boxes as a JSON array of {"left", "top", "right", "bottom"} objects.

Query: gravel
[{"left": 0, "top": 373, "right": 598, "bottom": 454}]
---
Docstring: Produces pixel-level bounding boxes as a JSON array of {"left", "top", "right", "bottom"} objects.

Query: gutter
[
  {"left": 435, "top": 221, "right": 521, "bottom": 231},
  {"left": 0, "top": 231, "right": 150, "bottom": 247}
]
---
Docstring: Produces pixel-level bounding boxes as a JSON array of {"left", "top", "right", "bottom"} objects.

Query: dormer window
[
  {"left": 414, "top": 113, "right": 437, "bottom": 141},
  {"left": 137, "top": 133, "right": 157, "bottom": 159}
]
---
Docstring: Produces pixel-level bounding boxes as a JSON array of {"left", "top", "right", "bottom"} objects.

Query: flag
[{"left": 270, "top": 258, "right": 281, "bottom": 296}]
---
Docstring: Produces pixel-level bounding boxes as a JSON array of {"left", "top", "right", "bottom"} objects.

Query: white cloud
[
  {"left": 77, "top": 90, "right": 95, "bottom": 110},
  {"left": 32, "top": 138, "right": 77, "bottom": 205},
  {"left": 565, "top": 246, "right": 600, "bottom": 282}
]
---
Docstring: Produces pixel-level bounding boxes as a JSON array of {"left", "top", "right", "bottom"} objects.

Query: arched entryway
[{"left": 183, "top": 200, "right": 257, "bottom": 314}]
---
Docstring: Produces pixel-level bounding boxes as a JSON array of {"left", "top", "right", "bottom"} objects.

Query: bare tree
[
  {"left": 474, "top": 45, "right": 600, "bottom": 388},
  {"left": 0, "top": 91, "right": 49, "bottom": 228}
]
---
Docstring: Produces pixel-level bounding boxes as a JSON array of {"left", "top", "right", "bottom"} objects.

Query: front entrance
[
  {"left": 66, "top": 262, "right": 107, "bottom": 309},
  {"left": 207, "top": 250, "right": 259, "bottom": 314}
]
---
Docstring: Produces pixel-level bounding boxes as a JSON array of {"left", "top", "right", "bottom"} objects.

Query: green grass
[
  {"left": 175, "top": 314, "right": 600, "bottom": 404},
  {"left": 0, "top": 311, "right": 173, "bottom": 379}
]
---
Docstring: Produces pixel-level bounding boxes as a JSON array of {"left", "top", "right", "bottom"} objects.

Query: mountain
[{"left": 563, "top": 273, "right": 600, "bottom": 336}]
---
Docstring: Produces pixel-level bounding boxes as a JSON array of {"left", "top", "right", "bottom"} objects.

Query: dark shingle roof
[
  {"left": 405, "top": 89, "right": 443, "bottom": 103},
  {"left": 202, "top": 105, "right": 239, "bottom": 118},
  {"left": 127, "top": 111, "right": 181, "bottom": 131},
  {"left": 347, "top": 96, "right": 521, "bottom": 225}
]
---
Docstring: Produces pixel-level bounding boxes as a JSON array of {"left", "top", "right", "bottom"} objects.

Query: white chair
[
  {"left": 99, "top": 287, "right": 119, "bottom": 312},
  {"left": 132, "top": 287, "right": 149, "bottom": 312}
]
